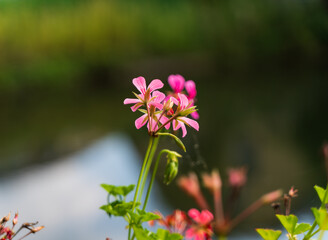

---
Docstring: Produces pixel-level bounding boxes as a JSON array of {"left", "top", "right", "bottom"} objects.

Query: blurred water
[{"left": 0, "top": 133, "right": 172, "bottom": 240}]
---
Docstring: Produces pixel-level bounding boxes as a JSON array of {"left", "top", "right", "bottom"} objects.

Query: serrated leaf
[
  {"left": 101, "top": 184, "right": 135, "bottom": 197},
  {"left": 314, "top": 185, "right": 328, "bottom": 204},
  {"left": 294, "top": 223, "right": 311, "bottom": 234},
  {"left": 156, "top": 229, "right": 183, "bottom": 240},
  {"left": 276, "top": 214, "right": 298, "bottom": 234},
  {"left": 256, "top": 228, "right": 282, "bottom": 240},
  {"left": 312, "top": 208, "right": 328, "bottom": 230}
]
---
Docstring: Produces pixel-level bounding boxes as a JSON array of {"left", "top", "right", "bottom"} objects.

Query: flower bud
[
  {"left": 202, "top": 169, "right": 222, "bottom": 194},
  {"left": 163, "top": 97, "right": 174, "bottom": 111},
  {"left": 177, "top": 172, "right": 200, "bottom": 198},
  {"left": 12, "top": 212, "right": 18, "bottom": 226},
  {"left": 227, "top": 167, "right": 247, "bottom": 188},
  {"left": 163, "top": 151, "right": 181, "bottom": 185}
]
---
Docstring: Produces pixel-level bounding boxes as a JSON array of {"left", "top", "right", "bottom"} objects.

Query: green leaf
[
  {"left": 133, "top": 226, "right": 156, "bottom": 240},
  {"left": 100, "top": 201, "right": 134, "bottom": 216},
  {"left": 314, "top": 185, "right": 328, "bottom": 204},
  {"left": 276, "top": 214, "right": 298, "bottom": 234},
  {"left": 129, "top": 209, "right": 161, "bottom": 224},
  {"left": 157, "top": 133, "right": 186, "bottom": 152},
  {"left": 256, "top": 228, "right": 282, "bottom": 240},
  {"left": 100, "top": 184, "right": 135, "bottom": 197},
  {"left": 294, "top": 223, "right": 311, "bottom": 234},
  {"left": 156, "top": 229, "right": 183, "bottom": 240},
  {"left": 312, "top": 208, "right": 328, "bottom": 230}
]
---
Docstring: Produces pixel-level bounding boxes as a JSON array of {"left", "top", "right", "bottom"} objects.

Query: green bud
[{"left": 163, "top": 151, "right": 181, "bottom": 185}]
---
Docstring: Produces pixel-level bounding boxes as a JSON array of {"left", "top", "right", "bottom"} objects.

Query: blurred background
[{"left": 0, "top": 0, "right": 328, "bottom": 238}]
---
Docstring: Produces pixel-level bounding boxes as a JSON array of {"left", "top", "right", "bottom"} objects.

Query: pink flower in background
[
  {"left": 124, "top": 76, "right": 164, "bottom": 112},
  {"left": 185, "top": 80, "right": 199, "bottom": 119},
  {"left": 173, "top": 93, "right": 199, "bottom": 137},
  {"left": 227, "top": 167, "right": 247, "bottom": 188},
  {"left": 168, "top": 74, "right": 185, "bottom": 93},
  {"left": 186, "top": 209, "right": 213, "bottom": 240}
]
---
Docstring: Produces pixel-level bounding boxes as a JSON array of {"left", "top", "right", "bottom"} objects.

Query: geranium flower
[
  {"left": 168, "top": 74, "right": 185, "bottom": 93},
  {"left": 172, "top": 93, "right": 199, "bottom": 137},
  {"left": 134, "top": 91, "right": 169, "bottom": 131},
  {"left": 186, "top": 209, "right": 213, "bottom": 240},
  {"left": 124, "top": 76, "right": 164, "bottom": 112}
]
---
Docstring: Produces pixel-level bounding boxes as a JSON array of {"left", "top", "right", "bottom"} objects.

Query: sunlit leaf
[
  {"left": 276, "top": 214, "right": 298, "bottom": 234},
  {"left": 101, "top": 184, "right": 135, "bottom": 197},
  {"left": 256, "top": 228, "right": 281, "bottom": 240},
  {"left": 156, "top": 229, "right": 183, "bottom": 240},
  {"left": 312, "top": 208, "right": 328, "bottom": 230},
  {"left": 294, "top": 223, "right": 311, "bottom": 235},
  {"left": 314, "top": 185, "right": 328, "bottom": 204}
]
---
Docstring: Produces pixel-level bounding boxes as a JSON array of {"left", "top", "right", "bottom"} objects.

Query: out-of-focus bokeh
[{"left": 1, "top": 0, "right": 328, "bottom": 238}]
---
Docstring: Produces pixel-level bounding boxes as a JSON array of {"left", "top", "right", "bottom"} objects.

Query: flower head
[
  {"left": 123, "top": 77, "right": 164, "bottom": 112},
  {"left": 227, "top": 167, "right": 247, "bottom": 188},
  {"left": 186, "top": 209, "right": 213, "bottom": 240}
]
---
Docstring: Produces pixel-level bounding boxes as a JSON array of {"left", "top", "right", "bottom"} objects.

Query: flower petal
[
  {"left": 199, "top": 210, "right": 214, "bottom": 225},
  {"left": 123, "top": 98, "right": 140, "bottom": 105},
  {"left": 159, "top": 115, "right": 170, "bottom": 129},
  {"left": 148, "top": 79, "right": 164, "bottom": 92},
  {"left": 132, "top": 77, "right": 147, "bottom": 94},
  {"left": 188, "top": 208, "right": 200, "bottom": 220},
  {"left": 135, "top": 114, "right": 148, "bottom": 129},
  {"left": 191, "top": 111, "right": 199, "bottom": 120},
  {"left": 173, "top": 119, "right": 180, "bottom": 131},
  {"left": 168, "top": 74, "right": 185, "bottom": 93},
  {"left": 149, "top": 102, "right": 163, "bottom": 110},
  {"left": 185, "top": 228, "right": 197, "bottom": 239},
  {"left": 181, "top": 122, "right": 187, "bottom": 137},
  {"left": 152, "top": 90, "right": 166, "bottom": 103},
  {"left": 185, "top": 80, "right": 197, "bottom": 99},
  {"left": 180, "top": 117, "right": 199, "bottom": 131},
  {"left": 178, "top": 93, "right": 189, "bottom": 109},
  {"left": 131, "top": 102, "right": 143, "bottom": 112}
]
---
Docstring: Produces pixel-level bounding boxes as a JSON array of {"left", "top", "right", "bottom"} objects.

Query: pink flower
[
  {"left": 172, "top": 93, "right": 199, "bottom": 137},
  {"left": 185, "top": 80, "right": 199, "bottom": 120},
  {"left": 124, "top": 76, "right": 164, "bottom": 112},
  {"left": 186, "top": 209, "right": 213, "bottom": 240},
  {"left": 177, "top": 172, "right": 201, "bottom": 198},
  {"left": 202, "top": 170, "right": 222, "bottom": 194},
  {"left": 227, "top": 167, "right": 247, "bottom": 188},
  {"left": 134, "top": 91, "right": 170, "bottom": 131},
  {"left": 168, "top": 74, "right": 185, "bottom": 93}
]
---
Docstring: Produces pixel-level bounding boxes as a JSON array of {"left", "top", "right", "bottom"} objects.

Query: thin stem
[
  {"left": 128, "top": 137, "right": 154, "bottom": 240},
  {"left": 214, "top": 189, "right": 224, "bottom": 224},
  {"left": 142, "top": 149, "right": 170, "bottom": 210},
  {"left": 137, "top": 136, "right": 160, "bottom": 203},
  {"left": 154, "top": 113, "right": 178, "bottom": 134},
  {"left": 229, "top": 198, "right": 264, "bottom": 230}
]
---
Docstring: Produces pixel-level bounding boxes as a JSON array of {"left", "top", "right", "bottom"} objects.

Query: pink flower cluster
[
  {"left": 150, "top": 209, "right": 213, "bottom": 240},
  {"left": 124, "top": 75, "right": 199, "bottom": 137}
]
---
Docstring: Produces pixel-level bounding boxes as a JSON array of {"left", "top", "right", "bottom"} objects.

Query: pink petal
[
  {"left": 147, "top": 117, "right": 158, "bottom": 132},
  {"left": 180, "top": 117, "right": 199, "bottom": 131},
  {"left": 173, "top": 119, "right": 180, "bottom": 131},
  {"left": 123, "top": 98, "right": 140, "bottom": 105},
  {"left": 131, "top": 102, "right": 143, "bottom": 112},
  {"left": 185, "top": 80, "right": 197, "bottom": 99},
  {"left": 199, "top": 210, "right": 213, "bottom": 225},
  {"left": 181, "top": 122, "right": 187, "bottom": 137},
  {"left": 152, "top": 90, "right": 166, "bottom": 103},
  {"left": 148, "top": 79, "right": 164, "bottom": 92},
  {"left": 195, "top": 233, "right": 206, "bottom": 240},
  {"left": 159, "top": 115, "right": 170, "bottom": 129},
  {"left": 178, "top": 93, "right": 189, "bottom": 109},
  {"left": 148, "top": 102, "right": 163, "bottom": 110},
  {"left": 191, "top": 111, "right": 199, "bottom": 120},
  {"left": 188, "top": 208, "right": 200, "bottom": 220},
  {"left": 185, "top": 228, "right": 197, "bottom": 239},
  {"left": 132, "top": 77, "right": 147, "bottom": 94},
  {"left": 135, "top": 114, "right": 148, "bottom": 129},
  {"left": 168, "top": 74, "right": 185, "bottom": 93}
]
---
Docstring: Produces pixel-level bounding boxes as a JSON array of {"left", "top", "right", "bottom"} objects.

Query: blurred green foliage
[{"left": 0, "top": 0, "right": 327, "bottom": 90}]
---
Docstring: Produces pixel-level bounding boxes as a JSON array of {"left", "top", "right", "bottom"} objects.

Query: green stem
[
  {"left": 142, "top": 149, "right": 170, "bottom": 211},
  {"left": 218, "top": 235, "right": 228, "bottom": 240},
  {"left": 137, "top": 136, "right": 160, "bottom": 203},
  {"left": 128, "top": 137, "right": 154, "bottom": 240}
]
